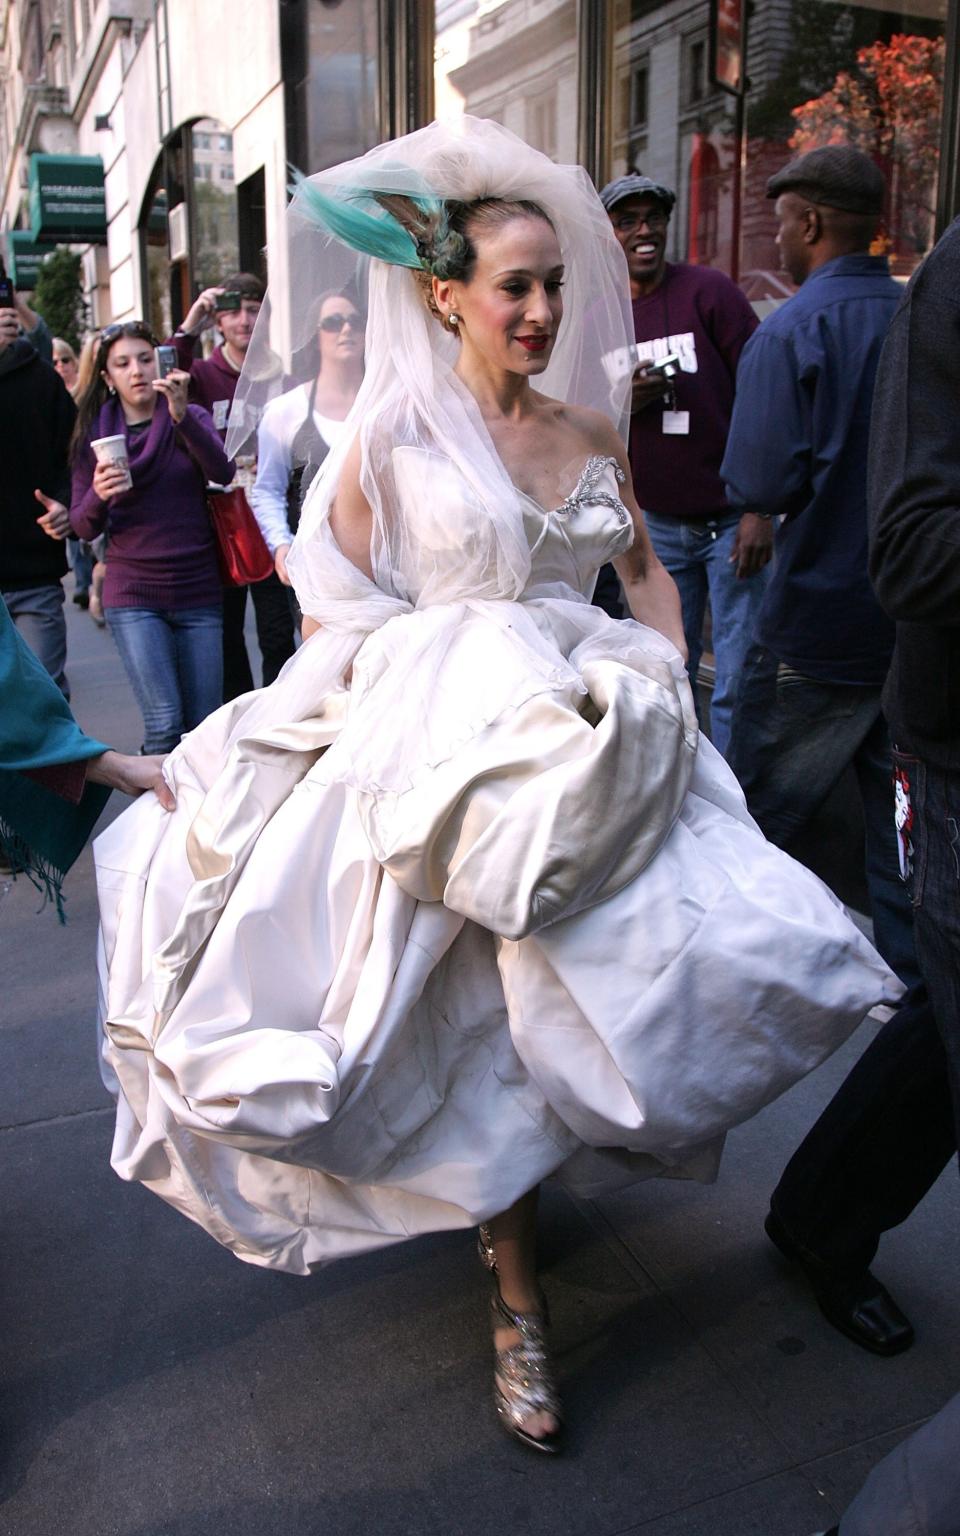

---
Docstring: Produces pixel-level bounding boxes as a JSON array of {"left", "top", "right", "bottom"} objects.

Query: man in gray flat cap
[
  {"left": 722, "top": 144, "right": 955, "bottom": 1358},
  {"left": 599, "top": 172, "right": 768, "bottom": 758}
]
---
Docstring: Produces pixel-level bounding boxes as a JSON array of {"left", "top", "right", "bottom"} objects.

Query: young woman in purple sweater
[{"left": 69, "top": 322, "right": 233, "bottom": 753}]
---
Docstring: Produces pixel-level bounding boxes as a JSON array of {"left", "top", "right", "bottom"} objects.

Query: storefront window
[
  {"left": 614, "top": 0, "right": 946, "bottom": 295},
  {"left": 283, "top": 0, "right": 380, "bottom": 174},
  {"left": 142, "top": 182, "right": 172, "bottom": 339},
  {"left": 434, "top": 0, "right": 578, "bottom": 161},
  {"left": 190, "top": 117, "right": 239, "bottom": 291}
]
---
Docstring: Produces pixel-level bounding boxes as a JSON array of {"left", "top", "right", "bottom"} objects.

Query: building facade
[{"left": 1, "top": 0, "right": 957, "bottom": 343}]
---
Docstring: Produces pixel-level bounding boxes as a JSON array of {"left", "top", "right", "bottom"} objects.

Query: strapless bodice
[
  {"left": 519, "top": 455, "right": 634, "bottom": 597},
  {"left": 389, "top": 448, "right": 634, "bottom": 605}
]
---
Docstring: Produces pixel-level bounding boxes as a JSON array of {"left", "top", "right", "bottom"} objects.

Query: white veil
[{"left": 228, "top": 117, "right": 634, "bottom": 626}]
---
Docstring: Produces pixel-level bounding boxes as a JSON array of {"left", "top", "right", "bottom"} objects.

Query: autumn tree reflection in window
[{"left": 790, "top": 33, "right": 944, "bottom": 270}]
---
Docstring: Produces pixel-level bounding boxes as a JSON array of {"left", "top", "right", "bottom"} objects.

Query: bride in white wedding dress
[{"left": 93, "top": 118, "right": 899, "bottom": 1452}]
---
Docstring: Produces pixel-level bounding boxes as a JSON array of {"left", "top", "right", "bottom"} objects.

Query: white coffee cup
[{"left": 91, "top": 434, "right": 132, "bottom": 492}]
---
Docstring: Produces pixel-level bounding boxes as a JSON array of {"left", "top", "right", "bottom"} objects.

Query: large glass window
[
  {"left": 189, "top": 116, "right": 239, "bottom": 291},
  {"left": 434, "top": 0, "right": 578, "bottom": 161},
  {"left": 141, "top": 179, "right": 172, "bottom": 339},
  {"left": 284, "top": 0, "right": 380, "bottom": 174},
  {"left": 614, "top": 0, "right": 946, "bottom": 295}
]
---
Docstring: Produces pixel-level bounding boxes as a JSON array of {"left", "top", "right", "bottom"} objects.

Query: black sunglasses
[
  {"left": 100, "top": 322, "right": 157, "bottom": 347},
  {"left": 318, "top": 312, "right": 365, "bottom": 334}
]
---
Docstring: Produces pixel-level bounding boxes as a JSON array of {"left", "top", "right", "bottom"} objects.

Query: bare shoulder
[
  {"left": 531, "top": 392, "right": 625, "bottom": 452},
  {"left": 561, "top": 403, "right": 629, "bottom": 468}
]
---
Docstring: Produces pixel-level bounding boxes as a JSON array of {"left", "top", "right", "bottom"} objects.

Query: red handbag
[{"left": 206, "top": 487, "right": 274, "bottom": 587}]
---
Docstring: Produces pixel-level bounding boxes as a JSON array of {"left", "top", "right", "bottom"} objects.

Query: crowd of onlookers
[
  {"left": 2, "top": 139, "right": 958, "bottom": 1533},
  {"left": 0, "top": 265, "right": 366, "bottom": 757}
]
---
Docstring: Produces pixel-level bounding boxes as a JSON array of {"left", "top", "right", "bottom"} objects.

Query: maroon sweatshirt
[
  {"left": 629, "top": 263, "right": 758, "bottom": 521},
  {"left": 169, "top": 337, "right": 240, "bottom": 437}
]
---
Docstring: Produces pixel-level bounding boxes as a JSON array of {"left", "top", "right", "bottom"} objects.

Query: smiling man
[{"left": 600, "top": 173, "right": 767, "bottom": 757}]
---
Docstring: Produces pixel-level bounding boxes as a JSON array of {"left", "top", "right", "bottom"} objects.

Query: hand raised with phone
[{"left": 152, "top": 367, "right": 190, "bottom": 423}]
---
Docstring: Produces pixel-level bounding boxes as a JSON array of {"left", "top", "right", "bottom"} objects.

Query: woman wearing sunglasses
[
  {"left": 250, "top": 291, "right": 365, "bottom": 590},
  {"left": 67, "top": 322, "right": 233, "bottom": 753}
]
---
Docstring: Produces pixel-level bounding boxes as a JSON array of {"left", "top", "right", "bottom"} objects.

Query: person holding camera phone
[
  {"left": 0, "top": 262, "right": 55, "bottom": 362},
  {"left": 63, "top": 322, "right": 232, "bottom": 754},
  {"left": 167, "top": 273, "right": 296, "bottom": 699},
  {"left": 0, "top": 287, "right": 77, "bottom": 696},
  {"left": 600, "top": 174, "right": 770, "bottom": 757}
]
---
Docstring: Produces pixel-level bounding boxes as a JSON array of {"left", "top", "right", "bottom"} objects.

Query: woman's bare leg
[{"left": 490, "top": 1186, "right": 559, "bottom": 1439}]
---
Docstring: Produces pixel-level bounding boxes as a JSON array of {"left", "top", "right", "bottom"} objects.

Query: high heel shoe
[{"left": 491, "top": 1285, "right": 563, "bottom": 1454}]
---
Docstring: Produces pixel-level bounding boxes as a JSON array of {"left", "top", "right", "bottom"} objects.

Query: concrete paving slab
[
  {"left": 2, "top": 1114, "right": 802, "bottom": 1536},
  {"left": 593, "top": 1057, "right": 960, "bottom": 1467},
  {"left": 797, "top": 1419, "right": 932, "bottom": 1519},
  {"left": 614, "top": 1468, "right": 840, "bottom": 1536}
]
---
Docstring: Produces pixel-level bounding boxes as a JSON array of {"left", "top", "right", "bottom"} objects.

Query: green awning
[
  {"left": 29, "top": 154, "right": 107, "bottom": 244},
  {"left": 7, "top": 231, "right": 51, "bottom": 289}
]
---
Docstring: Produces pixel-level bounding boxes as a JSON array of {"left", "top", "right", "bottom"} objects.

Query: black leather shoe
[{"left": 765, "top": 1207, "right": 914, "bottom": 1356}]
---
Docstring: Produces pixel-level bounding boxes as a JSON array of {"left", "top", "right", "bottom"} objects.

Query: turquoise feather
[{"left": 289, "top": 167, "right": 446, "bottom": 270}]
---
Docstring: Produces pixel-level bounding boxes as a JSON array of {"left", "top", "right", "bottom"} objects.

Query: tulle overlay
[{"left": 95, "top": 457, "right": 900, "bottom": 1274}]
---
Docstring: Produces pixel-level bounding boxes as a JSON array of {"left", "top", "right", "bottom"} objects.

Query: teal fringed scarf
[{"left": 0, "top": 600, "right": 110, "bottom": 919}]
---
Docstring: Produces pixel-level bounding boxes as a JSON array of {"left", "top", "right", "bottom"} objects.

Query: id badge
[
  {"left": 662, "top": 410, "right": 690, "bottom": 436},
  {"left": 213, "top": 399, "right": 229, "bottom": 431}
]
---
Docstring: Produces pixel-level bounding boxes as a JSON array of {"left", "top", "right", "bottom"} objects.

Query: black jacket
[
  {"left": 868, "top": 218, "right": 960, "bottom": 769},
  {"left": 0, "top": 340, "right": 76, "bottom": 592}
]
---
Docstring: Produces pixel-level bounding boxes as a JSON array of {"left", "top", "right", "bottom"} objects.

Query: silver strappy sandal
[{"left": 491, "top": 1286, "right": 563, "bottom": 1454}]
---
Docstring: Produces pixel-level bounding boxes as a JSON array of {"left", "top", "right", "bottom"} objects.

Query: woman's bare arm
[{"left": 581, "top": 413, "right": 686, "bottom": 658}]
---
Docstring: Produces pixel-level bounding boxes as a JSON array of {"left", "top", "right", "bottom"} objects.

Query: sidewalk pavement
[{"left": 1, "top": 585, "right": 957, "bottom": 1536}]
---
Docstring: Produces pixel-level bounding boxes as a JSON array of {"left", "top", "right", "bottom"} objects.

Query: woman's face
[
  {"left": 102, "top": 337, "right": 157, "bottom": 413},
  {"left": 446, "top": 215, "right": 564, "bottom": 377},
  {"left": 53, "top": 348, "right": 79, "bottom": 389},
  {"left": 316, "top": 295, "right": 365, "bottom": 368}
]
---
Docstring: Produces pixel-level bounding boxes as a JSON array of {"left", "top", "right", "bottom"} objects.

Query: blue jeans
[
  {"left": 107, "top": 605, "right": 223, "bottom": 754},
  {"left": 67, "top": 537, "right": 93, "bottom": 594},
  {"left": 643, "top": 509, "right": 767, "bottom": 758},
  {"left": 3, "top": 582, "right": 68, "bottom": 697},
  {"left": 729, "top": 644, "right": 919, "bottom": 987},
  {"left": 896, "top": 750, "right": 960, "bottom": 1151}
]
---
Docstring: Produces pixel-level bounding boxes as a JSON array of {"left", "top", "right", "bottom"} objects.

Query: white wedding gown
[{"left": 94, "top": 453, "right": 899, "bottom": 1274}]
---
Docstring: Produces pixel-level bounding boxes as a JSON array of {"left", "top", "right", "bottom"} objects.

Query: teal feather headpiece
[{"left": 289, "top": 167, "right": 469, "bottom": 280}]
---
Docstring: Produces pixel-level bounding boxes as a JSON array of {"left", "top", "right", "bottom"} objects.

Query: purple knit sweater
[{"left": 70, "top": 400, "right": 232, "bottom": 610}]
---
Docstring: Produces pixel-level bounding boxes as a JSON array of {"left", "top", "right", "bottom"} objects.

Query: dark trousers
[
  {"left": 729, "top": 646, "right": 957, "bottom": 1268},
  {"left": 896, "top": 750, "right": 960, "bottom": 1151},
  {"left": 729, "top": 645, "right": 919, "bottom": 985},
  {"left": 222, "top": 573, "right": 296, "bottom": 701},
  {"left": 772, "top": 983, "right": 955, "bottom": 1273}
]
